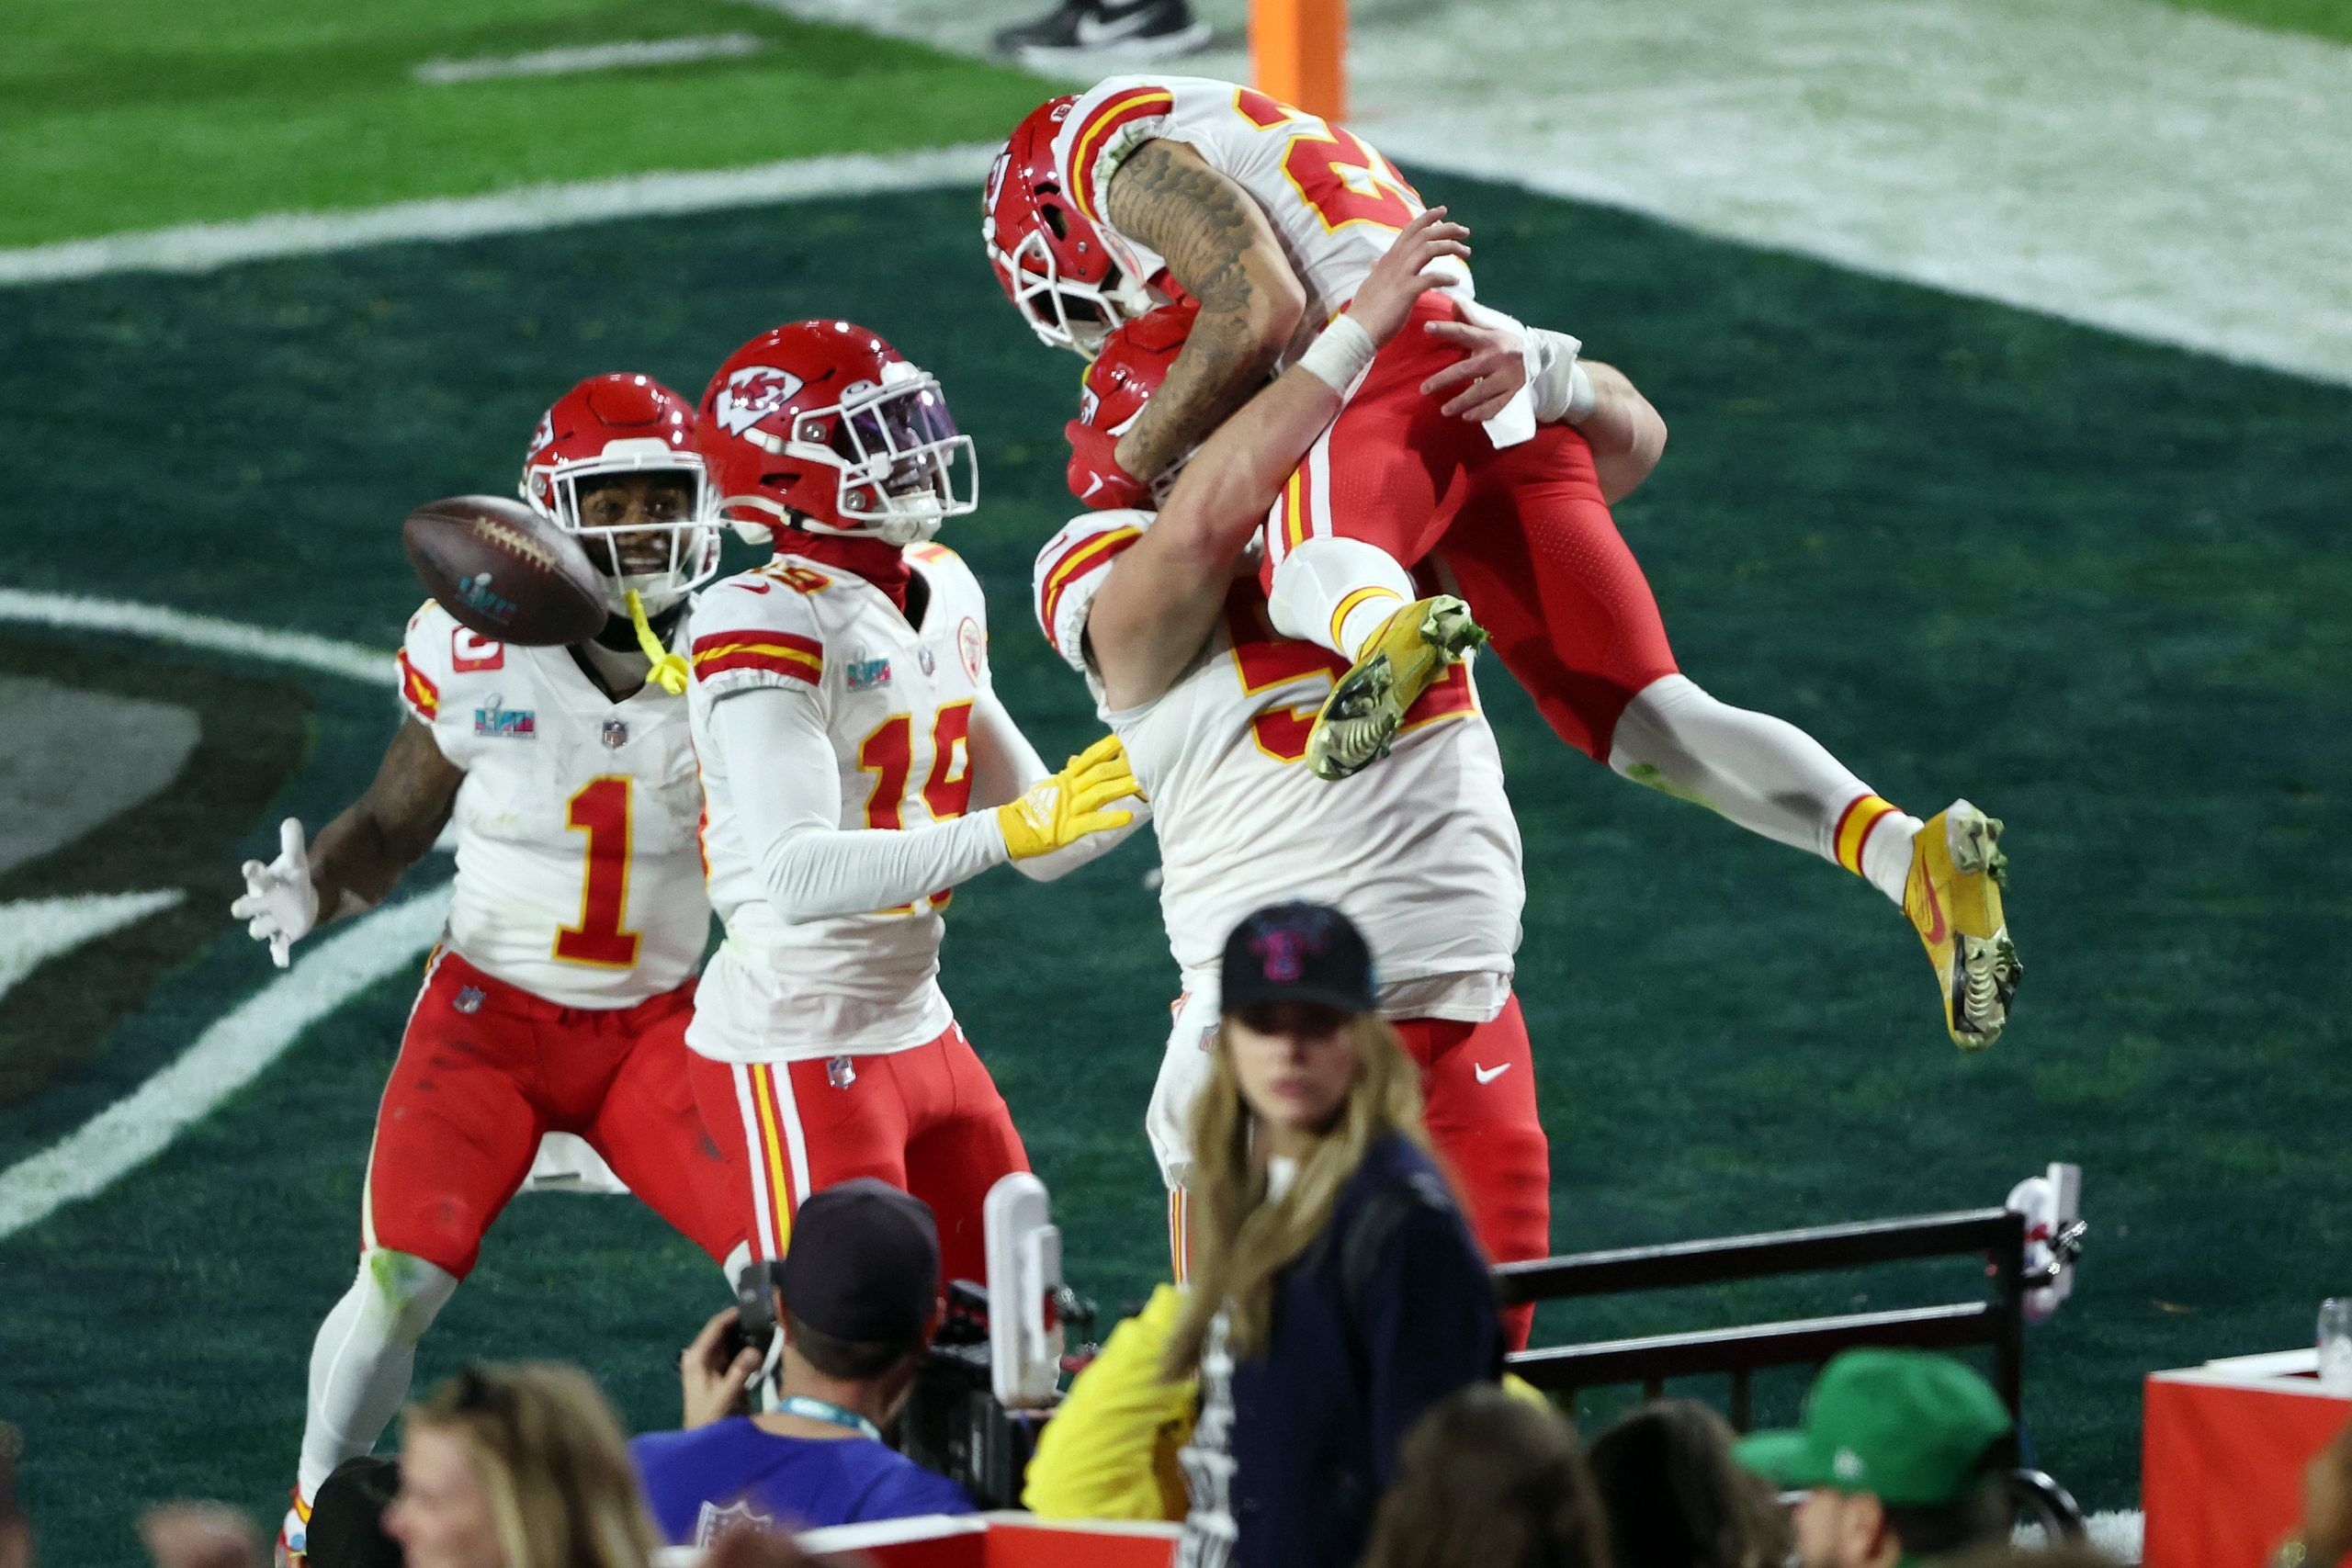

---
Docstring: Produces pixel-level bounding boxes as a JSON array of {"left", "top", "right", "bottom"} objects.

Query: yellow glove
[{"left": 998, "top": 734, "right": 1141, "bottom": 861}]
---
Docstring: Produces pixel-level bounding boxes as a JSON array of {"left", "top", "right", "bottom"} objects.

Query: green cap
[{"left": 1733, "top": 1350, "right": 2011, "bottom": 1507}]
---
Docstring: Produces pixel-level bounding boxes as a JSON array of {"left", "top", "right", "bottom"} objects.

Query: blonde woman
[
  {"left": 382, "top": 1362, "right": 661, "bottom": 1568},
  {"left": 1163, "top": 901, "right": 1503, "bottom": 1568}
]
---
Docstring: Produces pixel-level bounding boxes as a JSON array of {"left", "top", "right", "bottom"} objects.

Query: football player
[
  {"left": 683, "top": 320, "right": 1140, "bottom": 1292},
  {"left": 1035, "top": 210, "right": 1635, "bottom": 1348},
  {"left": 985, "top": 83, "right": 2020, "bottom": 1051},
  {"left": 230, "top": 373, "right": 745, "bottom": 1564}
]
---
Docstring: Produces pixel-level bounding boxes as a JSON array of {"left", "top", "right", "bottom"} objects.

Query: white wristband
[
  {"left": 1529, "top": 327, "right": 1591, "bottom": 423},
  {"left": 1561, "top": 363, "right": 1598, "bottom": 423},
  {"left": 1296, "top": 313, "right": 1378, "bottom": 394}
]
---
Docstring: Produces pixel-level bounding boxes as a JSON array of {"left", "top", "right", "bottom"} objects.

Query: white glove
[{"left": 232, "top": 818, "right": 320, "bottom": 969}]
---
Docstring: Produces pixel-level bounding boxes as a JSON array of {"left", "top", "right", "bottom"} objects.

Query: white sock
[
  {"left": 1607, "top": 674, "right": 1919, "bottom": 906},
  {"left": 296, "top": 1249, "right": 458, "bottom": 1498},
  {"left": 1267, "top": 536, "right": 1416, "bottom": 660},
  {"left": 1858, "top": 808, "right": 1923, "bottom": 904}
]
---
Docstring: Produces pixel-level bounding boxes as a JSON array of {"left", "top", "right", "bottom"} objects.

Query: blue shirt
[{"left": 629, "top": 1417, "right": 978, "bottom": 1546}]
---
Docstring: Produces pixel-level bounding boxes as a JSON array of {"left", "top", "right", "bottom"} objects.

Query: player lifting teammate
[
  {"left": 985, "top": 81, "right": 2021, "bottom": 1050},
  {"left": 682, "top": 320, "right": 1141, "bottom": 1292},
  {"left": 1035, "top": 211, "right": 1666, "bottom": 1347},
  {"left": 231, "top": 375, "right": 744, "bottom": 1563}
]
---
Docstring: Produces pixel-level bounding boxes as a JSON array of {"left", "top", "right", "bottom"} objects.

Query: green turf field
[
  {"left": 6, "top": 0, "right": 2352, "bottom": 1553},
  {"left": 0, "top": 0, "right": 1046, "bottom": 246},
  {"left": 2162, "top": 0, "right": 2352, "bottom": 42},
  {"left": 3, "top": 159, "right": 2348, "bottom": 1557}
]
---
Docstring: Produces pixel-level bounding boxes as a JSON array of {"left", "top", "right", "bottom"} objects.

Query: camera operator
[{"left": 630, "top": 1180, "right": 978, "bottom": 1547}]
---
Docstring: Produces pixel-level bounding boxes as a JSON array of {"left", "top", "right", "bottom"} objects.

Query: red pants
[
  {"left": 687, "top": 1020, "right": 1029, "bottom": 1292},
  {"left": 365, "top": 950, "right": 742, "bottom": 1278},
  {"left": 1400, "top": 997, "right": 1551, "bottom": 1350},
  {"left": 1168, "top": 995, "right": 1550, "bottom": 1350},
  {"left": 1261, "top": 294, "right": 1679, "bottom": 761}
]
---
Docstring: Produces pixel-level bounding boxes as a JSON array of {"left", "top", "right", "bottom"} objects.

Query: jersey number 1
[{"left": 556, "top": 775, "right": 640, "bottom": 967}]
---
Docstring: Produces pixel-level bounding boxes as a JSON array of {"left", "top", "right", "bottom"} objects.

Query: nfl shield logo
[
  {"left": 693, "top": 1499, "right": 775, "bottom": 1548},
  {"left": 828, "top": 1055, "right": 857, "bottom": 1090},
  {"left": 454, "top": 987, "right": 484, "bottom": 1015},
  {"left": 918, "top": 646, "right": 936, "bottom": 675},
  {"left": 602, "top": 718, "right": 628, "bottom": 750}
]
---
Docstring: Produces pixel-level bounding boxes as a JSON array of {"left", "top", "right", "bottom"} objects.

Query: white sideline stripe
[
  {"left": 414, "top": 33, "right": 763, "bottom": 85},
  {"left": 0, "top": 888, "right": 451, "bottom": 1242},
  {"left": 0, "top": 589, "right": 389, "bottom": 685},
  {"left": 0, "top": 142, "right": 998, "bottom": 288}
]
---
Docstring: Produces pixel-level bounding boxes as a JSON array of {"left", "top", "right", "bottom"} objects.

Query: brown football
[{"left": 401, "top": 495, "right": 607, "bottom": 647}]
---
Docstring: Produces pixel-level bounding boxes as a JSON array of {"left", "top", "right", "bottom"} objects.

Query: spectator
[
  {"left": 1587, "top": 1399, "right": 1788, "bottom": 1568},
  {"left": 1733, "top": 1349, "right": 2012, "bottom": 1568},
  {"left": 384, "top": 1361, "right": 660, "bottom": 1568},
  {"left": 2272, "top": 1415, "right": 2352, "bottom": 1568},
  {"left": 630, "top": 1179, "right": 976, "bottom": 1546},
  {"left": 1162, "top": 901, "right": 1502, "bottom": 1568},
  {"left": 1358, "top": 1385, "right": 1611, "bottom": 1568},
  {"left": 137, "top": 1505, "right": 266, "bottom": 1568},
  {"left": 1023, "top": 1283, "right": 1196, "bottom": 1521},
  {"left": 1, "top": 1423, "right": 26, "bottom": 1568},
  {"left": 308, "top": 1457, "right": 403, "bottom": 1568}
]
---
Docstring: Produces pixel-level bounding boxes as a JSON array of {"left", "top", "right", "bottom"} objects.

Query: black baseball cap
[
  {"left": 1221, "top": 900, "right": 1376, "bottom": 1015},
  {"left": 776, "top": 1179, "right": 941, "bottom": 1346},
  {"left": 307, "top": 1456, "right": 402, "bottom": 1568}
]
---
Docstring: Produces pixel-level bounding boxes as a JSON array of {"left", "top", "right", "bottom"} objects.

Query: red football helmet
[
  {"left": 695, "top": 320, "right": 976, "bottom": 547},
  {"left": 520, "top": 373, "right": 718, "bottom": 615},
  {"left": 984, "top": 96, "right": 1157, "bottom": 359},
  {"left": 1069, "top": 300, "right": 1199, "bottom": 508}
]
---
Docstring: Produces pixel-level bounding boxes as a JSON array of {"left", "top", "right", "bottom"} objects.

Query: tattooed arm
[
  {"left": 308, "top": 717, "right": 465, "bottom": 921},
  {"left": 1103, "top": 139, "right": 1306, "bottom": 482}
]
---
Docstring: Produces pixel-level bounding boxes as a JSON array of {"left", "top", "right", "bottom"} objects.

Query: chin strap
[{"left": 625, "top": 591, "right": 691, "bottom": 694}]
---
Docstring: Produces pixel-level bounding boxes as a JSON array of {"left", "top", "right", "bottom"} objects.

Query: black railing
[{"left": 1497, "top": 1206, "right": 2027, "bottom": 1431}]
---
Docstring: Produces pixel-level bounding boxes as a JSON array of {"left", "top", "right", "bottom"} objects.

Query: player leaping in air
[
  {"left": 681, "top": 320, "right": 1141, "bottom": 1295},
  {"left": 1031, "top": 209, "right": 1665, "bottom": 1348},
  {"left": 231, "top": 375, "right": 745, "bottom": 1565},
  {"left": 983, "top": 81, "right": 2021, "bottom": 1050}
]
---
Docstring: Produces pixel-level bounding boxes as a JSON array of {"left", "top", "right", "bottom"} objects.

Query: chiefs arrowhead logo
[{"left": 712, "top": 366, "right": 805, "bottom": 437}]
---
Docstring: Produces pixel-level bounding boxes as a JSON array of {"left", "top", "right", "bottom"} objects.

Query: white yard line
[
  {"left": 0, "top": 143, "right": 998, "bottom": 287},
  {"left": 0, "top": 890, "right": 450, "bottom": 1242},
  {"left": 414, "top": 33, "right": 763, "bottom": 85},
  {"left": 0, "top": 589, "right": 390, "bottom": 685},
  {"left": 746, "top": 0, "right": 2352, "bottom": 389},
  {"left": 0, "top": 595, "right": 440, "bottom": 1242}
]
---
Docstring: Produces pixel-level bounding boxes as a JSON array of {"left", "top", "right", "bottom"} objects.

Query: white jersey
[
  {"left": 686, "top": 545, "right": 994, "bottom": 1061},
  {"left": 1033, "top": 512, "right": 1523, "bottom": 1016},
  {"left": 1054, "top": 74, "right": 1473, "bottom": 357},
  {"left": 395, "top": 601, "right": 708, "bottom": 1010}
]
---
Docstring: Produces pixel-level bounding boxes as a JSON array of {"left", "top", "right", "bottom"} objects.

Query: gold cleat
[
  {"left": 1305, "top": 594, "right": 1487, "bottom": 782},
  {"left": 1904, "top": 799, "right": 2022, "bottom": 1050}
]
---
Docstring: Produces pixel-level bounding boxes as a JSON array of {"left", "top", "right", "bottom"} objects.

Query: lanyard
[{"left": 777, "top": 1394, "right": 881, "bottom": 1442}]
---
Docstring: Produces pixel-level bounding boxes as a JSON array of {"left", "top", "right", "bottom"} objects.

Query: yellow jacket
[{"left": 1022, "top": 1284, "right": 1197, "bottom": 1521}]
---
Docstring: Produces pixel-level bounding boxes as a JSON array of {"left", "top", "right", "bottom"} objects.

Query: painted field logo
[
  {"left": 472, "top": 694, "right": 536, "bottom": 738},
  {"left": 457, "top": 570, "right": 517, "bottom": 626}
]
